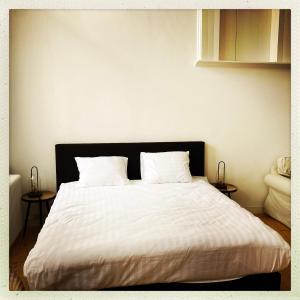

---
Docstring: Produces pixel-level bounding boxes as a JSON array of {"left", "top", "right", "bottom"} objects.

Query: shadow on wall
[
  {"left": 205, "top": 143, "right": 254, "bottom": 211},
  {"left": 205, "top": 143, "right": 216, "bottom": 182},
  {"left": 233, "top": 190, "right": 250, "bottom": 208}
]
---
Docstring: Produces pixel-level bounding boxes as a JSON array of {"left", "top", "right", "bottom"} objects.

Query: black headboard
[{"left": 55, "top": 141, "right": 205, "bottom": 190}]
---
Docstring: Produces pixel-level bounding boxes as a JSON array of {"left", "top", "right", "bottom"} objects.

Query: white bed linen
[{"left": 24, "top": 177, "right": 290, "bottom": 290}]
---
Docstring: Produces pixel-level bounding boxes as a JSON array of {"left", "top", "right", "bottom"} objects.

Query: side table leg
[
  {"left": 23, "top": 202, "right": 31, "bottom": 237},
  {"left": 39, "top": 200, "right": 43, "bottom": 228},
  {"left": 228, "top": 192, "right": 232, "bottom": 199},
  {"left": 46, "top": 200, "right": 50, "bottom": 213}
]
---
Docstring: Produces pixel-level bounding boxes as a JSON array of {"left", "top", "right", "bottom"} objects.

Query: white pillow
[
  {"left": 75, "top": 156, "right": 129, "bottom": 187},
  {"left": 141, "top": 151, "right": 192, "bottom": 184}
]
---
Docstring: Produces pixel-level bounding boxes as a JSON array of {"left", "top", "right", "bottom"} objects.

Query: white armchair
[
  {"left": 264, "top": 161, "right": 291, "bottom": 228},
  {"left": 9, "top": 174, "right": 23, "bottom": 245}
]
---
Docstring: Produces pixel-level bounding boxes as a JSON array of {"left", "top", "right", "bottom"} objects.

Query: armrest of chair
[
  {"left": 9, "top": 174, "right": 23, "bottom": 246},
  {"left": 9, "top": 174, "right": 21, "bottom": 187},
  {"left": 264, "top": 174, "right": 290, "bottom": 196}
]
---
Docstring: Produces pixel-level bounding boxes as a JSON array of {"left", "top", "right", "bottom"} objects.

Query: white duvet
[{"left": 24, "top": 178, "right": 290, "bottom": 290}]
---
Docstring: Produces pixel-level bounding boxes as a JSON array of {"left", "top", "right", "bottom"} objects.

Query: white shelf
[
  {"left": 196, "top": 9, "right": 291, "bottom": 65},
  {"left": 195, "top": 60, "right": 291, "bottom": 66}
]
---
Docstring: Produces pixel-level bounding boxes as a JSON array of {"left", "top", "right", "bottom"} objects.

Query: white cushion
[
  {"left": 141, "top": 151, "right": 192, "bottom": 184},
  {"left": 277, "top": 156, "right": 291, "bottom": 178},
  {"left": 75, "top": 156, "right": 129, "bottom": 187}
]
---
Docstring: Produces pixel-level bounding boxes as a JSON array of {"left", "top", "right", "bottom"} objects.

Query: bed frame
[
  {"left": 55, "top": 141, "right": 281, "bottom": 291},
  {"left": 55, "top": 141, "right": 205, "bottom": 189}
]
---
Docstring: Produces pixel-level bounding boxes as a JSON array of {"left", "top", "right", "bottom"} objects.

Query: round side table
[
  {"left": 22, "top": 191, "right": 56, "bottom": 237},
  {"left": 211, "top": 183, "right": 238, "bottom": 199}
]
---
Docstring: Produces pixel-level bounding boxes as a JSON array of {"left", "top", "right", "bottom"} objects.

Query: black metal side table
[
  {"left": 22, "top": 191, "right": 56, "bottom": 237},
  {"left": 211, "top": 183, "right": 238, "bottom": 199}
]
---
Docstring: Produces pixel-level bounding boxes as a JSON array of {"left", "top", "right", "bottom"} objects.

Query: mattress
[{"left": 24, "top": 177, "right": 290, "bottom": 290}]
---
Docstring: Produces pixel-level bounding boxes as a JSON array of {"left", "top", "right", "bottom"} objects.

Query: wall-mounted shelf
[{"left": 196, "top": 9, "right": 291, "bottom": 65}]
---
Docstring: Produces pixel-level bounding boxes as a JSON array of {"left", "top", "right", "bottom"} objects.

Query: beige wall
[{"left": 9, "top": 10, "right": 291, "bottom": 212}]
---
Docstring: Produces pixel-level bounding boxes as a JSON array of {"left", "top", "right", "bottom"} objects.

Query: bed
[{"left": 23, "top": 141, "right": 290, "bottom": 291}]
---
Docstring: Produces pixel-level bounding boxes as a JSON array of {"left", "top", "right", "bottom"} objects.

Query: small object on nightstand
[
  {"left": 215, "top": 161, "right": 226, "bottom": 189},
  {"left": 22, "top": 191, "right": 56, "bottom": 237},
  {"left": 28, "top": 166, "right": 42, "bottom": 198},
  {"left": 212, "top": 183, "right": 238, "bottom": 199}
]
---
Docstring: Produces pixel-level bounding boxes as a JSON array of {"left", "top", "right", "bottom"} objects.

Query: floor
[
  {"left": 9, "top": 213, "right": 291, "bottom": 291},
  {"left": 254, "top": 214, "right": 291, "bottom": 291}
]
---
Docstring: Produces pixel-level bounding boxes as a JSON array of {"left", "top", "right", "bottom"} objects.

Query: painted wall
[{"left": 9, "top": 10, "right": 290, "bottom": 212}]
